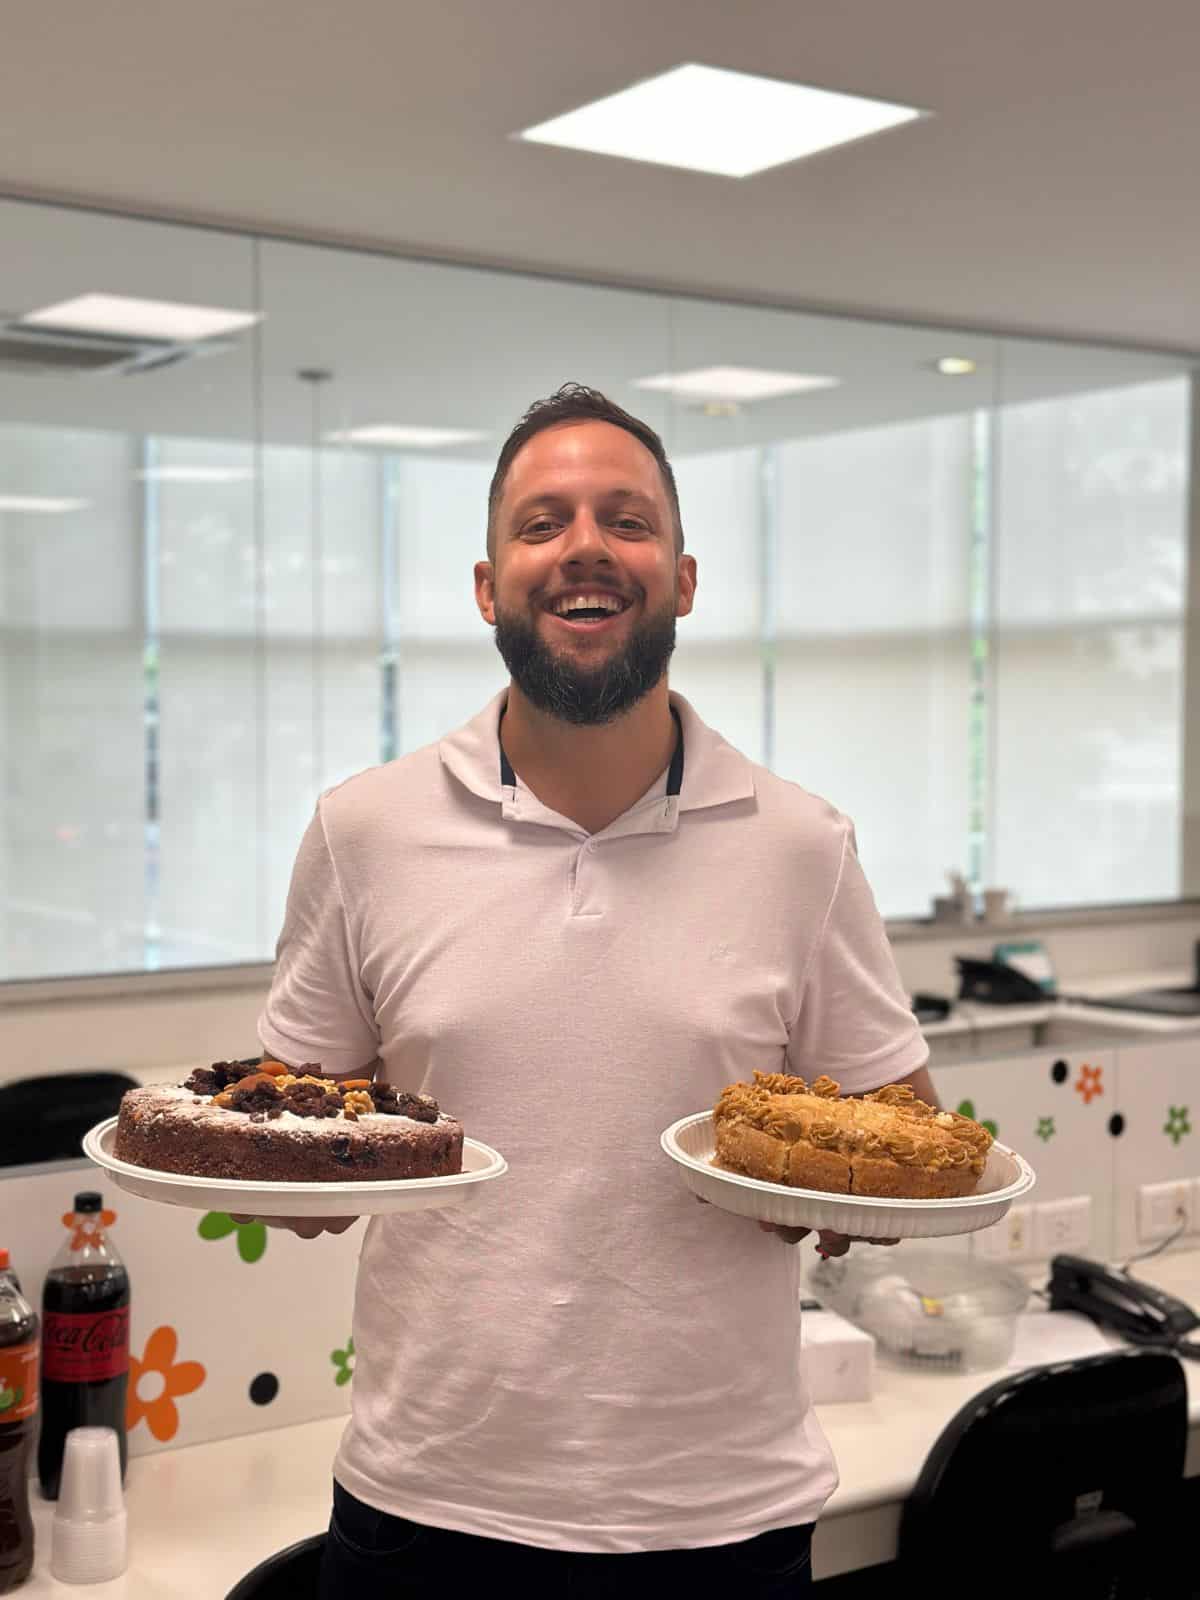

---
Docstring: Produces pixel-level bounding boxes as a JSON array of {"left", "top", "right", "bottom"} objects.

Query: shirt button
[{"left": 586, "top": 840, "right": 597, "bottom": 852}]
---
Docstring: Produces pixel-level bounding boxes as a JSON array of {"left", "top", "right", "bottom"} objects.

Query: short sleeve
[
  {"left": 257, "top": 799, "right": 380, "bottom": 1076},
  {"left": 785, "top": 818, "right": 928, "bottom": 1094}
]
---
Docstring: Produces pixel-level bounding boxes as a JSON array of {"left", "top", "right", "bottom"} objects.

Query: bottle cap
[
  {"left": 0, "top": 1249, "right": 9, "bottom": 1270},
  {"left": 73, "top": 1192, "right": 103, "bottom": 1214}
]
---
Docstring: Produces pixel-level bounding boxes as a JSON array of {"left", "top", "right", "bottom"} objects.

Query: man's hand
[
  {"left": 230, "top": 1214, "right": 359, "bottom": 1240},
  {"left": 756, "top": 1220, "right": 900, "bottom": 1253},
  {"left": 694, "top": 1196, "right": 897, "bottom": 1253}
]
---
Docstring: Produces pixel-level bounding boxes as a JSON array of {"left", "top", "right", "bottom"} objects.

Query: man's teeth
[{"left": 551, "top": 594, "right": 626, "bottom": 617}]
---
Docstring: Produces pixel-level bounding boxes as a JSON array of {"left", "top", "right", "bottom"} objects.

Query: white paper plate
[
  {"left": 82, "top": 1118, "right": 507, "bottom": 1218},
  {"left": 661, "top": 1112, "right": 1035, "bottom": 1239}
]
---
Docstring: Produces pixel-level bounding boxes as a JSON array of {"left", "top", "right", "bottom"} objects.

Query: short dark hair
[{"left": 486, "top": 382, "right": 684, "bottom": 560}]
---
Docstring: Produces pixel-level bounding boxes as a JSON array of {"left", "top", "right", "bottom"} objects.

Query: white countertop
[
  {"left": 919, "top": 966, "right": 1200, "bottom": 1041},
  {"left": 20, "top": 1248, "right": 1200, "bottom": 1593}
]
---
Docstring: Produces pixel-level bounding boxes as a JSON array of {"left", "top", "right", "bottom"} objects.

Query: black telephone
[
  {"left": 1048, "top": 1255, "right": 1200, "bottom": 1351},
  {"left": 954, "top": 956, "right": 1047, "bottom": 1005}
]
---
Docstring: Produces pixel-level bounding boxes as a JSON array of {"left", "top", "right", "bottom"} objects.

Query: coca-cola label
[
  {"left": 42, "top": 1307, "right": 130, "bottom": 1382},
  {"left": 0, "top": 1340, "right": 38, "bottom": 1421}
]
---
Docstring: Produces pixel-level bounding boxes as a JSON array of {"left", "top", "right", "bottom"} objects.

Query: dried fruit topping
[
  {"left": 183, "top": 1066, "right": 222, "bottom": 1096},
  {"left": 372, "top": 1086, "right": 439, "bottom": 1123},
  {"left": 343, "top": 1090, "right": 374, "bottom": 1118}
]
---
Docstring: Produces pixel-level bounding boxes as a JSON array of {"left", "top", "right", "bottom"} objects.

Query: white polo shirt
[{"left": 259, "top": 688, "right": 927, "bottom": 1554}]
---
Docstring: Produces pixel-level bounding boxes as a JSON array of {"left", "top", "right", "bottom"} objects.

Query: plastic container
[
  {"left": 810, "top": 1247, "right": 1030, "bottom": 1373},
  {"left": 50, "top": 1427, "right": 127, "bottom": 1584}
]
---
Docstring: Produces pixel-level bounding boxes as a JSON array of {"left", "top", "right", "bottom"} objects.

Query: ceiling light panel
[
  {"left": 935, "top": 356, "right": 978, "bottom": 376},
  {"left": 326, "top": 425, "right": 486, "bottom": 448},
  {"left": 517, "top": 64, "right": 925, "bottom": 178},
  {"left": 134, "top": 466, "right": 255, "bottom": 484},
  {"left": 0, "top": 495, "right": 89, "bottom": 513},
  {"left": 633, "top": 366, "right": 839, "bottom": 402},
  {"left": 19, "top": 294, "right": 262, "bottom": 343}
]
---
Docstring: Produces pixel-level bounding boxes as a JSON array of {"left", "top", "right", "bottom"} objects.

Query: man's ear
[
  {"left": 675, "top": 554, "right": 697, "bottom": 619},
  {"left": 474, "top": 559, "right": 497, "bottom": 626}
]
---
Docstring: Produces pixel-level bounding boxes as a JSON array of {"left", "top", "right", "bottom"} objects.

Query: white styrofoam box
[
  {"left": 932, "top": 1048, "right": 1118, "bottom": 1261},
  {"left": 1111, "top": 1038, "right": 1200, "bottom": 1265},
  {"left": 0, "top": 1166, "right": 359, "bottom": 1460},
  {"left": 1033, "top": 1195, "right": 1092, "bottom": 1257},
  {"left": 801, "top": 1309, "right": 875, "bottom": 1403}
]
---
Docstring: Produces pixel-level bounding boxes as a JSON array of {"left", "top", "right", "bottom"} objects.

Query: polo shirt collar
[{"left": 438, "top": 687, "right": 755, "bottom": 834}]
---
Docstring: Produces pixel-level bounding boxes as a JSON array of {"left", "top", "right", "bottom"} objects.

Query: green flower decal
[
  {"left": 0, "top": 1386, "right": 21, "bottom": 1413},
  {"left": 956, "top": 1099, "right": 998, "bottom": 1138},
  {"left": 1036, "top": 1116, "right": 1056, "bottom": 1143},
  {"left": 1164, "top": 1106, "right": 1191, "bottom": 1146},
  {"left": 197, "top": 1211, "right": 267, "bottom": 1264},
  {"left": 331, "top": 1338, "right": 355, "bottom": 1387}
]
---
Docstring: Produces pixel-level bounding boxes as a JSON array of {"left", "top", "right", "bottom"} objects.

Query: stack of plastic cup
[{"left": 50, "top": 1427, "right": 128, "bottom": 1585}]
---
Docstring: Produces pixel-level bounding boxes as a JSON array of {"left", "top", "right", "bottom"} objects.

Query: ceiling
[{"left": 1, "top": 0, "right": 1199, "bottom": 355}]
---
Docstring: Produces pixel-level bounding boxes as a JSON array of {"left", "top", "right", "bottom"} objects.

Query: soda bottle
[
  {"left": 0, "top": 1254, "right": 20, "bottom": 1295},
  {"left": 0, "top": 1272, "right": 38, "bottom": 1591},
  {"left": 38, "top": 1193, "right": 130, "bottom": 1501}
]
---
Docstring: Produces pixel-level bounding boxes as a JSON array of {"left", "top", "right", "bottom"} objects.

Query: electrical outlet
[
  {"left": 1138, "top": 1180, "right": 1194, "bottom": 1242},
  {"left": 973, "top": 1203, "right": 1034, "bottom": 1263},
  {"left": 1033, "top": 1196, "right": 1092, "bottom": 1257}
]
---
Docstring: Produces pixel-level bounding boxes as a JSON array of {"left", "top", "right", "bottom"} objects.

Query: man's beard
[{"left": 492, "top": 596, "right": 678, "bottom": 725}]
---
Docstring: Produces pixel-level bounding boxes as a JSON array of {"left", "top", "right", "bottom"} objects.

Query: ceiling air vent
[{"left": 0, "top": 322, "right": 231, "bottom": 377}]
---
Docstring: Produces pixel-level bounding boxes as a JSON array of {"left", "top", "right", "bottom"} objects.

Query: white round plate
[
  {"left": 82, "top": 1118, "right": 507, "bottom": 1218},
  {"left": 660, "top": 1112, "right": 1035, "bottom": 1239}
]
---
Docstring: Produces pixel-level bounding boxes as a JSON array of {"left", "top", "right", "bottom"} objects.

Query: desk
[
  {"left": 18, "top": 1251, "right": 1200, "bottom": 1594},
  {"left": 812, "top": 1248, "right": 1200, "bottom": 1579}
]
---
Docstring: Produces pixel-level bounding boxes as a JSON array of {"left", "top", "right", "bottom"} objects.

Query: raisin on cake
[{"left": 114, "top": 1059, "right": 464, "bottom": 1182}]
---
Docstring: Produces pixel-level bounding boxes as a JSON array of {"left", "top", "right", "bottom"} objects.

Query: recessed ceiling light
[
  {"left": 19, "top": 293, "right": 262, "bottom": 343},
  {"left": 134, "top": 466, "right": 255, "bottom": 484},
  {"left": 326, "top": 425, "right": 486, "bottom": 449},
  {"left": 0, "top": 495, "right": 89, "bottom": 513},
  {"left": 935, "top": 357, "right": 978, "bottom": 376},
  {"left": 633, "top": 366, "right": 839, "bottom": 403},
  {"left": 517, "top": 63, "right": 926, "bottom": 178}
]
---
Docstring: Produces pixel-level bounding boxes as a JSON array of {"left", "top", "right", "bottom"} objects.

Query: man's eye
[
  {"left": 522, "top": 520, "right": 558, "bottom": 537},
  {"left": 614, "top": 518, "right": 648, "bottom": 532}
]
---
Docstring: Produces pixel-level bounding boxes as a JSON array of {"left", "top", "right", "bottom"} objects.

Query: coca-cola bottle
[
  {"left": 0, "top": 1270, "right": 38, "bottom": 1591},
  {"left": 38, "top": 1192, "right": 130, "bottom": 1501}
]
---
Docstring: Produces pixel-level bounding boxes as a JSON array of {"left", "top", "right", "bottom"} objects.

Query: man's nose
[{"left": 559, "top": 511, "right": 611, "bottom": 561}]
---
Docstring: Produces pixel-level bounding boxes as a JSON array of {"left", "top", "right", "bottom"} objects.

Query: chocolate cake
[{"left": 114, "top": 1059, "right": 464, "bottom": 1183}]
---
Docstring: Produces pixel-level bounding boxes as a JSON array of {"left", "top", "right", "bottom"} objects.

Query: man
[{"left": 254, "top": 384, "right": 937, "bottom": 1597}]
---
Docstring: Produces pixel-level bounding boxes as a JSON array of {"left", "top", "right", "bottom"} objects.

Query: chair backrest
[
  {"left": 224, "top": 1533, "right": 325, "bottom": 1600},
  {"left": 0, "top": 1072, "right": 140, "bottom": 1167},
  {"left": 898, "top": 1349, "right": 1187, "bottom": 1597}
]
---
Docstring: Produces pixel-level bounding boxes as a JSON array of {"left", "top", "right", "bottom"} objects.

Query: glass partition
[{"left": 0, "top": 195, "right": 1194, "bottom": 987}]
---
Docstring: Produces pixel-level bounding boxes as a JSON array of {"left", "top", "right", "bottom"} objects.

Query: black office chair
[
  {"left": 224, "top": 1533, "right": 325, "bottom": 1600},
  {"left": 0, "top": 1072, "right": 139, "bottom": 1167},
  {"left": 898, "top": 1349, "right": 1188, "bottom": 1599}
]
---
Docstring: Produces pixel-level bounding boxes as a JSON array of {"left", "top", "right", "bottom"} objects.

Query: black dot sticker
[
  {"left": 1051, "top": 1061, "right": 1069, "bottom": 1084},
  {"left": 250, "top": 1372, "right": 279, "bottom": 1406},
  {"left": 1108, "top": 1114, "right": 1125, "bottom": 1138}
]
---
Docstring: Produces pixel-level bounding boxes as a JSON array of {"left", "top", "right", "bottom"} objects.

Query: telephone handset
[{"left": 1048, "top": 1254, "right": 1200, "bottom": 1349}]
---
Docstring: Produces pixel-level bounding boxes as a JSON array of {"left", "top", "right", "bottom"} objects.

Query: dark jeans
[{"left": 320, "top": 1481, "right": 814, "bottom": 1598}]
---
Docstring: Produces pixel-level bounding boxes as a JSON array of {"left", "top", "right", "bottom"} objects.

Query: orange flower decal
[
  {"left": 127, "top": 1326, "right": 206, "bottom": 1443},
  {"left": 1075, "top": 1063, "right": 1104, "bottom": 1104},
  {"left": 61, "top": 1209, "right": 117, "bottom": 1253}
]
